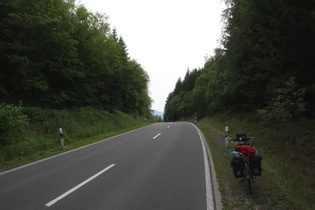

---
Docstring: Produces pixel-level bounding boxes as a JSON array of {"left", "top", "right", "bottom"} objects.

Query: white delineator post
[
  {"left": 59, "top": 128, "right": 64, "bottom": 149},
  {"left": 225, "top": 126, "right": 229, "bottom": 148}
]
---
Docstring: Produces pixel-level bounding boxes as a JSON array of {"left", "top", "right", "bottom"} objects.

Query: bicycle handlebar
[{"left": 228, "top": 137, "right": 255, "bottom": 142}]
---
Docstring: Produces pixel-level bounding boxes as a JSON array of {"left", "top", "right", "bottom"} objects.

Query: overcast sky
[{"left": 77, "top": 0, "right": 225, "bottom": 112}]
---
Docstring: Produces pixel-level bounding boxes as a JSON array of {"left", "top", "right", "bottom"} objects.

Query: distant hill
[{"left": 152, "top": 110, "right": 164, "bottom": 119}]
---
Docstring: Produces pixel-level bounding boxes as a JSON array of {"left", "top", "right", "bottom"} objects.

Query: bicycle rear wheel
[
  {"left": 247, "top": 178, "right": 252, "bottom": 194},
  {"left": 244, "top": 162, "right": 252, "bottom": 194}
]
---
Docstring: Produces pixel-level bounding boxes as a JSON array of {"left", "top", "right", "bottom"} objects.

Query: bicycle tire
[
  {"left": 247, "top": 178, "right": 252, "bottom": 194},
  {"left": 244, "top": 161, "right": 253, "bottom": 194}
]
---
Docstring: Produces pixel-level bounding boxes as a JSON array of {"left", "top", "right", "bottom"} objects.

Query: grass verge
[
  {"left": 0, "top": 107, "right": 150, "bottom": 172},
  {"left": 192, "top": 115, "right": 314, "bottom": 210}
]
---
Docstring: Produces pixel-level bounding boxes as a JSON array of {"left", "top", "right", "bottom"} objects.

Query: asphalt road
[{"left": 0, "top": 122, "right": 221, "bottom": 210}]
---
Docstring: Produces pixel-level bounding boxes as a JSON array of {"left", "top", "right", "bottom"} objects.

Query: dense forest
[
  {"left": 164, "top": 0, "right": 315, "bottom": 122},
  {"left": 0, "top": 0, "right": 151, "bottom": 115}
]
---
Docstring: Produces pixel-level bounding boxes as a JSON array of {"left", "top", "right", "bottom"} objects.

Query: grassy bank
[
  {"left": 0, "top": 107, "right": 149, "bottom": 172},
  {"left": 193, "top": 114, "right": 315, "bottom": 209}
]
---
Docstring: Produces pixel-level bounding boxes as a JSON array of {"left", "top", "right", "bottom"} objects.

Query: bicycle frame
[
  {"left": 243, "top": 156, "right": 251, "bottom": 179},
  {"left": 239, "top": 154, "right": 253, "bottom": 194},
  {"left": 229, "top": 134, "right": 257, "bottom": 194}
]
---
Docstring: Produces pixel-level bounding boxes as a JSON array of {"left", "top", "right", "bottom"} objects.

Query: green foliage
[
  {"left": 194, "top": 114, "right": 315, "bottom": 209},
  {"left": 220, "top": 0, "right": 315, "bottom": 111},
  {"left": 23, "top": 107, "right": 146, "bottom": 141},
  {"left": 0, "top": 0, "right": 151, "bottom": 115},
  {"left": 0, "top": 103, "right": 29, "bottom": 145},
  {"left": 164, "top": 0, "right": 315, "bottom": 120},
  {"left": 164, "top": 69, "right": 200, "bottom": 121},
  {"left": 257, "top": 77, "right": 310, "bottom": 122},
  {"left": 0, "top": 106, "right": 150, "bottom": 169},
  {"left": 153, "top": 115, "right": 163, "bottom": 122}
]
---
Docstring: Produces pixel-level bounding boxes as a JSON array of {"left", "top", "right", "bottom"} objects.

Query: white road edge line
[
  {"left": 191, "top": 124, "right": 215, "bottom": 210},
  {"left": 153, "top": 133, "right": 161, "bottom": 139},
  {"left": 45, "top": 164, "right": 115, "bottom": 207},
  {"left": 200, "top": 131, "right": 214, "bottom": 210}
]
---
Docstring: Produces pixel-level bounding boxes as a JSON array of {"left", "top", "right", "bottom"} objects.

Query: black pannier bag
[
  {"left": 231, "top": 158, "right": 244, "bottom": 178},
  {"left": 250, "top": 155, "right": 263, "bottom": 176}
]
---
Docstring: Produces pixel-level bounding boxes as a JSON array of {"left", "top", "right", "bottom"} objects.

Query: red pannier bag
[{"left": 235, "top": 145, "right": 256, "bottom": 158}]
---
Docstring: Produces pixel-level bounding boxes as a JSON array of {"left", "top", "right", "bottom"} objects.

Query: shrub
[
  {"left": 0, "top": 103, "right": 29, "bottom": 145},
  {"left": 258, "top": 77, "right": 310, "bottom": 122}
]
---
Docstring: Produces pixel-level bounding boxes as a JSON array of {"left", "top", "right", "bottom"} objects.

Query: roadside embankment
[
  {"left": 192, "top": 114, "right": 314, "bottom": 210},
  {"left": 0, "top": 106, "right": 149, "bottom": 172}
]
